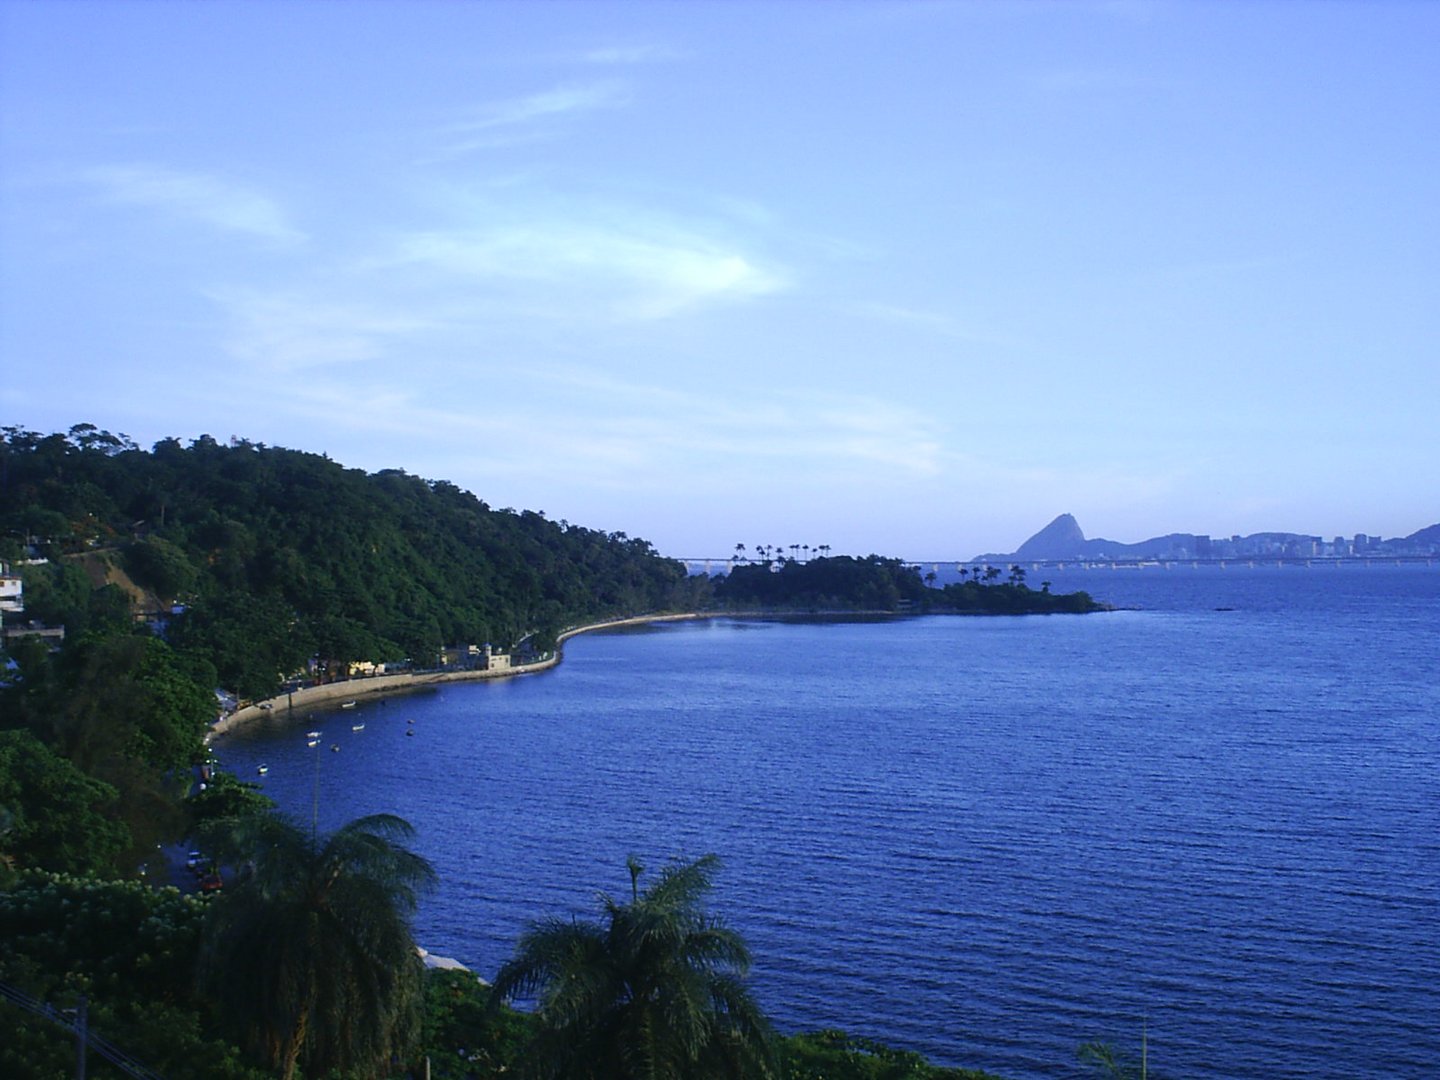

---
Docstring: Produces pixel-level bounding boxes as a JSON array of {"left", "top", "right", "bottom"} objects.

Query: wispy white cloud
[
  {"left": 394, "top": 220, "right": 787, "bottom": 319},
  {"left": 211, "top": 289, "right": 437, "bottom": 372},
  {"left": 463, "top": 81, "right": 631, "bottom": 131},
  {"left": 519, "top": 367, "right": 946, "bottom": 480},
  {"left": 231, "top": 354, "right": 947, "bottom": 494},
  {"left": 856, "top": 302, "right": 1027, "bottom": 350},
  {"left": 579, "top": 44, "right": 685, "bottom": 65},
  {"left": 429, "top": 81, "right": 630, "bottom": 157},
  {"left": 82, "top": 164, "right": 304, "bottom": 243}
]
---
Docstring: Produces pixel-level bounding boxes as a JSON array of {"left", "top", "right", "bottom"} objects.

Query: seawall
[{"left": 208, "top": 612, "right": 705, "bottom": 739}]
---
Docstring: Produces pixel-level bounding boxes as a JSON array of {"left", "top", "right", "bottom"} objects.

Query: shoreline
[
  {"left": 206, "top": 604, "right": 1056, "bottom": 741},
  {"left": 207, "top": 612, "right": 710, "bottom": 740}
]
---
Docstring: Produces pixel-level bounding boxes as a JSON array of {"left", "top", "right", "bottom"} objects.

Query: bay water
[{"left": 213, "top": 565, "right": 1440, "bottom": 1078}]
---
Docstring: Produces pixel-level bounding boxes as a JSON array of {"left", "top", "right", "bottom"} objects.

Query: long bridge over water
[{"left": 676, "top": 555, "right": 1438, "bottom": 575}]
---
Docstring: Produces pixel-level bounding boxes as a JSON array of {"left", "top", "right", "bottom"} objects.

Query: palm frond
[
  {"left": 494, "top": 853, "right": 770, "bottom": 1080},
  {"left": 197, "top": 810, "right": 434, "bottom": 1080}
]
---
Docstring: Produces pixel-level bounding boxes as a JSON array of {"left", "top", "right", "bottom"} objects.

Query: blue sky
[{"left": 3, "top": 1, "right": 1436, "bottom": 558}]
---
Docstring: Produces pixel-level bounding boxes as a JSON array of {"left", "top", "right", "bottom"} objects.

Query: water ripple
[{"left": 214, "top": 568, "right": 1440, "bottom": 1079}]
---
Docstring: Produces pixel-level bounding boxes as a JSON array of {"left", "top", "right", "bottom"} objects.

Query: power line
[{"left": 0, "top": 980, "right": 166, "bottom": 1080}]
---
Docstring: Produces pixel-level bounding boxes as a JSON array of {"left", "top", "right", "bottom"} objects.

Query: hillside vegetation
[
  {"left": 0, "top": 425, "right": 1119, "bottom": 1078},
  {"left": 2, "top": 424, "right": 703, "bottom": 698},
  {"left": 718, "top": 554, "right": 1101, "bottom": 615}
]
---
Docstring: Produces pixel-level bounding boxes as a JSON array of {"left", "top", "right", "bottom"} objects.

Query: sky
[{"left": 2, "top": 0, "right": 1437, "bottom": 559}]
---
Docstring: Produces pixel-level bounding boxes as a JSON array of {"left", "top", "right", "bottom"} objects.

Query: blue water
[{"left": 213, "top": 566, "right": 1440, "bottom": 1079}]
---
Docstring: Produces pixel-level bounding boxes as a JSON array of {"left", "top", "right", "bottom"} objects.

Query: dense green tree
[
  {"left": 939, "top": 578, "right": 1099, "bottom": 615},
  {"left": 0, "top": 870, "right": 269, "bottom": 1080},
  {"left": 3, "top": 426, "right": 698, "bottom": 699},
  {"left": 492, "top": 854, "right": 775, "bottom": 1080},
  {"left": 186, "top": 768, "right": 276, "bottom": 828},
  {"left": 13, "top": 559, "right": 93, "bottom": 630},
  {"left": 1, "top": 629, "right": 215, "bottom": 869},
  {"left": 718, "top": 556, "right": 1100, "bottom": 616},
  {"left": 778, "top": 1030, "right": 1005, "bottom": 1080},
  {"left": 197, "top": 811, "right": 437, "bottom": 1080},
  {"left": 171, "top": 591, "right": 316, "bottom": 700},
  {"left": 716, "top": 555, "right": 926, "bottom": 612},
  {"left": 0, "top": 730, "right": 131, "bottom": 874},
  {"left": 122, "top": 534, "right": 199, "bottom": 601},
  {"left": 422, "top": 967, "right": 536, "bottom": 1079},
  {"left": 15, "top": 630, "right": 212, "bottom": 776}
]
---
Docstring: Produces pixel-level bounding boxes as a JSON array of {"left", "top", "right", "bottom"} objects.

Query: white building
[{"left": 0, "top": 562, "right": 23, "bottom": 614}]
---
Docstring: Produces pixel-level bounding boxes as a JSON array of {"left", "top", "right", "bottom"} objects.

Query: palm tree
[
  {"left": 1079, "top": 1033, "right": 1151, "bottom": 1079},
  {"left": 492, "top": 854, "right": 775, "bottom": 1080},
  {"left": 198, "top": 812, "right": 437, "bottom": 1080}
]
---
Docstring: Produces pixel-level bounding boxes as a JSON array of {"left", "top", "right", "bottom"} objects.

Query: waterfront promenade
[{"left": 208, "top": 613, "right": 707, "bottom": 738}]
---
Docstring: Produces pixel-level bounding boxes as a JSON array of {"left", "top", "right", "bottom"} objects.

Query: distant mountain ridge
[{"left": 976, "top": 513, "right": 1440, "bottom": 562}]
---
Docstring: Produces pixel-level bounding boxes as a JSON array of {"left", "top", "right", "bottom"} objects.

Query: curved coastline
[
  {"left": 207, "top": 602, "right": 1089, "bottom": 741},
  {"left": 207, "top": 612, "right": 709, "bottom": 740}
]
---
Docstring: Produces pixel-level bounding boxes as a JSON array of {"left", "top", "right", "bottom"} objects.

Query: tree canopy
[
  {"left": 0, "top": 870, "right": 270, "bottom": 1080},
  {"left": 492, "top": 854, "right": 776, "bottom": 1080},
  {"left": 2, "top": 424, "right": 704, "bottom": 698},
  {"left": 0, "top": 629, "right": 217, "bottom": 873},
  {"left": 0, "top": 424, "right": 1112, "bottom": 1080},
  {"left": 198, "top": 811, "right": 438, "bottom": 1080},
  {"left": 717, "top": 555, "right": 1102, "bottom": 615}
]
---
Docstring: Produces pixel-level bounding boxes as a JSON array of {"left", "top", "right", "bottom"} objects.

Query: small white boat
[
  {"left": 351, "top": 722, "right": 365, "bottom": 732},
  {"left": 340, "top": 701, "right": 357, "bottom": 709},
  {"left": 256, "top": 764, "right": 269, "bottom": 775},
  {"left": 307, "top": 739, "right": 319, "bottom": 748}
]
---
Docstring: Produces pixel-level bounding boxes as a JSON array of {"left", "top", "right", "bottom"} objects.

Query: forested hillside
[
  {"left": 0, "top": 426, "right": 1095, "bottom": 1077},
  {"left": 1, "top": 424, "right": 702, "bottom": 697}
]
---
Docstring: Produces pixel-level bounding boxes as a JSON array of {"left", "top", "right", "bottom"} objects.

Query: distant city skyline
[
  {"left": 695, "top": 515, "right": 1439, "bottom": 563},
  {"left": 3, "top": 2, "right": 1437, "bottom": 557}
]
